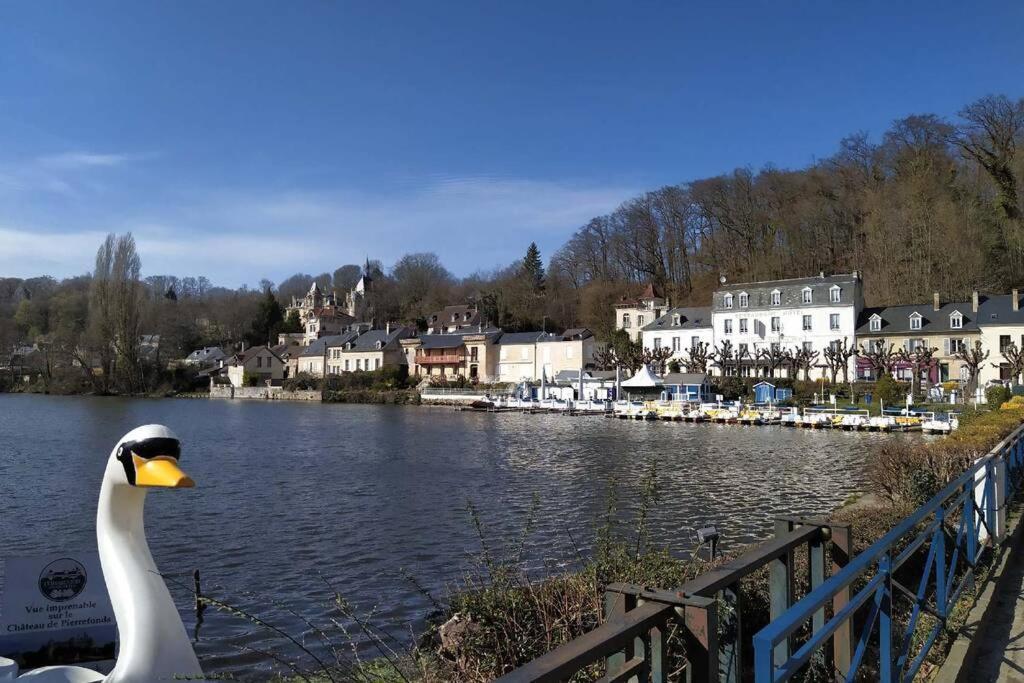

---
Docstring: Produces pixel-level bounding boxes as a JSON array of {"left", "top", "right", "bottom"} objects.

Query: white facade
[
  {"left": 640, "top": 307, "right": 714, "bottom": 367},
  {"left": 710, "top": 274, "right": 863, "bottom": 379}
]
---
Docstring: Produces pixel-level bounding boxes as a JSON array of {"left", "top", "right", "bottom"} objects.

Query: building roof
[
  {"left": 343, "top": 327, "right": 413, "bottom": 352},
  {"left": 662, "top": 372, "right": 710, "bottom": 386},
  {"left": 185, "top": 346, "right": 226, "bottom": 362},
  {"left": 419, "top": 334, "right": 466, "bottom": 350},
  {"left": 615, "top": 283, "right": 666, "bottom": 308},
  {"left": 427, "top": 304, "right": 481, "bottom": 327},
  {"left": 498, "top": 331, "right": 553, "bottom": 345},
  {"left": 642, "top": 306, "right": 712, "bottom": 332},
  {"left": 547, "top": 328, "right": 594, "bottom": 341},
  {"left": 856, "top": 302, "right": 978, "bottom": 335},
  {"left": 713, "top": 273, "right": 859, "bottom": 312},
  {"left": 234, "top": 345, "right": 283, "bottom": 364},
  {"left": 300, "top": 332, "right": 358, "bottom": 358},
  {"left": 977, "top": 293, "right": 1024, "bottom": 327}
]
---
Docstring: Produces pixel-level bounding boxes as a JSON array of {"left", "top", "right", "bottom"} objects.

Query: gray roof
[
  {"left": 300, "top": 332, "right": 358, "bottom": 358},
  {"left": 499, "top": 331, "right": 553, "bottom": 345},
  {"left": 185, "top": 346, "right": 226, "bottom": 362},
  {"left": 558, "top": 328, "right": 594, "bottom": 340},
  {"left": 856, "top": 302, "right": 978, "bottom": 335},
  {"left": 419, "top": 334, "right": 464, "bottom": 350},
  {"left": 642, "top": 306, "right": 712, "bottom": 332},
  {"left": 712, "top": 273, "right": 859, "bottom": 312},
  {"left": 662, "top": 373, "right": 710, "bottom": 386},
  {"left": 977, "top": 293, "right": 1024, "bottom": 327},
  {"left": 343, "top": 327, "right": 413, "bottom": 352}
]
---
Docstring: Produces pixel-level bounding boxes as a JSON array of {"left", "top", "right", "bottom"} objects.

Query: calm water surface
[{"left": 0, "top": 394, "right": 923, "bottom": 677}]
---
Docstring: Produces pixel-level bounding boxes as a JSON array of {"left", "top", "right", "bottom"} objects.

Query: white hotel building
[
  {"left": 709, "top": 272, "right": 862, "bottom": 380},
  {"left": 638, "top": 272, "right": 864, "bottom": 380}
]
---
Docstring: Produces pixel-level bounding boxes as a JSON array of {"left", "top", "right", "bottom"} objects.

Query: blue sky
[{"left": 1, "top": 2, "right": 1022, "bottom": 287}]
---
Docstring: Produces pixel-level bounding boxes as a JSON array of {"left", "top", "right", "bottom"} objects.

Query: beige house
[
  {"left": 226, "top": 345, "right": 284, "bottom": 387},
  {"left": 303, "top": 308, "right": 357, "bottom": 346},
  {"left": 326, "top": 326, "right": 414, "bottom": 374},
  {"left": 403, "top": 330, "right": 501, "bottom": 382},
  {"left": 977, "top": 290, "right": 1024, "bottom": 384},
  {"left": 535, "top": 329, "right": 600, "bottom": 381},
  {"left": 496, "top": 332, "right": 548, "bottom": 383},
  {"left": 614, "top": 284, "right": 668, "bottom": 343},
  {"left": 855, "top": 294, "right": 980, "bottom": 384}
]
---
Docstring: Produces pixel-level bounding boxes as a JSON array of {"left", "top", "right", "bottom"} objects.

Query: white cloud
[
  {"left": 0, "top": 175, "right": 638, "bottom": 286},
  {"left": 36, "top": 152, "right": 138, "bottom": 169}
]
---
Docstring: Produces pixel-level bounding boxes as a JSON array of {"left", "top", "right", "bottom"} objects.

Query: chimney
[
  {"left": 933, "top": 292, "right": 940, "bottom": 312},
  {"left": 1014, "top": 289, "right": 1020, "bottom": 312},
  {"left": 972, "top": 291, "right": 979, "bottom": 313},
  {"left": 852, "top": 270, "right": 859, "bottom": 280},
  {"left": 819, "top": 271, "right": 825, "bottom": 278},
  {"left": 386, "top": 322, "right": 391, "bottom": 334}
]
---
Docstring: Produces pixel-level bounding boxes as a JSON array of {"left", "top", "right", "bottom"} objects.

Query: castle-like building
[{"left": 287, "top": 263, "right": 375, "bottom": 345}]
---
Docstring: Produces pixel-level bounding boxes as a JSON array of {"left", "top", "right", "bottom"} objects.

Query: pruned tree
[
  {"left": 756, "top": 345, "right": 788, "bottom": 379},
  {"left": 955, "top": 340, "right": 990, "bottom": 396},
  {"left": 791, "top": 346, "right": 820, "bottom": 381},
  {"left": 994, "top": 341, "right": 1024, "bottom": 385},
  {"left": 859, "top": 340, "right": 897, "bottom": 379},
  {"left": 895, "top": 344, "right": 938, "bottom": 398},
  {"left": 711, "top": 339, "right": 735, "bottom": 377},
  {"left": 683, "top": 341, "right": 712, "bottom": 374},
  {"left": 643, "top": 345, "right": 674, "bottom": 374},
  {"left": 822, "top": 338, "right": 858, "bottom": 384}
]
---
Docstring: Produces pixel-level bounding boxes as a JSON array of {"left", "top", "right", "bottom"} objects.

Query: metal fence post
[
  {"left": 830, "top": 522, "right": 854, "bottom": 679},
  {"left": 934, "top": 507, "right": 948, "bottom": 618},
  {"left": 719, "top": 585, "right": 741, "bottom": 683},
  {"left": 605, "top": 589, "right": 635, "bottom": 675},
  {"left": 878, "top": 554, "right": 894, "bottom": 683},
  {"left": 771, "top": 520, "right": 795, "bottom": 668},
  {"left": 684, "top": 603, "right": 719, "bottom": 683}
]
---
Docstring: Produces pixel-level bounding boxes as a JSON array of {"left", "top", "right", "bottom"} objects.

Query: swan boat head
[
  {"left": 107, "top": 424, "right": 194, "bottom": 491},
  {"left": 4, "top": 425, "right": 205, "bottom": 682}
]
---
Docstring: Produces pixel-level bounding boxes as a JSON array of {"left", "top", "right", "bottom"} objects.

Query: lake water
[{"left": 0, "top": 394, "right": 924, "bottom": 677}]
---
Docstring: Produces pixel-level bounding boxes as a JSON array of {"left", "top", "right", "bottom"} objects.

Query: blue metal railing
[{"left": 753, "top": 422, "right": 1024, "bottom": 682}]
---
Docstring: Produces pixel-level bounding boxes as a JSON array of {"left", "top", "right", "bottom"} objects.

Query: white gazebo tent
[{"left": 621, "top": 365, "right": 663, "bottom": 398}]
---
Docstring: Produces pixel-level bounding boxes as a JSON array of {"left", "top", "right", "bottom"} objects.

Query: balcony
[{"left": 415, "top": 353, "right": 466, "bottom": 365}]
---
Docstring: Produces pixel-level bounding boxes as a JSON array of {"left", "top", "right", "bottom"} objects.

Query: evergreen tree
[
  {"left": 248, "top": 289, "right": 284, "bottom": 346},
  {"left": 523, "top": 242, "right": 545, "bottom": 292}
]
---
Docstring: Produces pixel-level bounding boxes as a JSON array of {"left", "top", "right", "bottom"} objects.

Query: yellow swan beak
[{"left": 133, "top": 454, "right": 195, "bottom": 488}]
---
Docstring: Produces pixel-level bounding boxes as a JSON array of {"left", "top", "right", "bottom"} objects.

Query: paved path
[{"left": 940, "top": 515, "right": 1024, "bottom": 682}]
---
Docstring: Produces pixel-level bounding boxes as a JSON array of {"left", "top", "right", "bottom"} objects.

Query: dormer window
[
  {"left": 724, "top": 294, "right": 733, "bottom": 309},
  {"left": 738, "top": 292, "right": 749, "bottom": 308},
  {"left": 770, "top": 289, "right": 781, "bottom": 306},
  {"left": 451, "top": 314, "right": 458, "bottom": 322},
  {"left": 830, "top": 285, "right": 841, "bottom": 303},
  {"left": 464, "top": 312, "right": 471, "bottom": 321},
  {"left": 909, "top": 312, "right": 922, "bottom": 331},
  {"left": 869, "top": 314, "right": 881, "bottom": 332},
  {"left": 376, "top": 340, "right": 384, "bottom": 350},
  {"left": 672, "top": 314, "right": 681, "bottom": 326},
  {"left": 801, "top": 287, "right": 812, "bottom": 304},
  {"left": 950, "top": 311, "right": 963, "bottom": 330}
]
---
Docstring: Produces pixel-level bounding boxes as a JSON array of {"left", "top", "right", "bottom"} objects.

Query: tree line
[{"left": 3, "top": 92, "right": 1023, "bottom": 392}]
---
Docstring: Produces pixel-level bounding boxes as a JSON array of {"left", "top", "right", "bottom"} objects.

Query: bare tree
[
  {"left": 895, "top": 344, "right": 938, "bottom": 398},
  {"left": 955, "top": 340, "right": 990, "bottom": 396},
  {"left": 643, "top": 346, "right": 674, "bottom": 374},
  {"left": 710, "top": 340, "right": 735, "bottom": 377},
  {"left": 790, "top": 345, "right": 820, "bottom": 381},
  {"left": 756, "top": 345, "right": 788, "bottom": 379},
  {"left": 683, "top": 341, "right": 712, "bottom": 374},
  {"left": 822, "top": 338, "right": 858, "bottom": 383},
  {"left": 994, "top": 341, "right": 1024, "bottom": 385},
  {"left": 859, "top": 340, "right": 897, "bottom": 379}
]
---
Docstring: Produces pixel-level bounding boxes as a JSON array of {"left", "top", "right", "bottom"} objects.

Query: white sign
[{"left": 0, "top": 553, "right": 116, "bottom": 667}]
